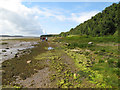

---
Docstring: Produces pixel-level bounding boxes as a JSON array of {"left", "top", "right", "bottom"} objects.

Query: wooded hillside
[{"left": 60, "top": 3, "right": 120, "bottom": 37}]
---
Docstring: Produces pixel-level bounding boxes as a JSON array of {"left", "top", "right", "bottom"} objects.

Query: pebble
[{"left": 27, "top": 60, "right": 31, "bottom": 64}]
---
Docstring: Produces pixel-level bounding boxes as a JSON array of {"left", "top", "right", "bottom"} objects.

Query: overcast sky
[{"left": 0, "top": 0, "right": 118, "bottom": 36}]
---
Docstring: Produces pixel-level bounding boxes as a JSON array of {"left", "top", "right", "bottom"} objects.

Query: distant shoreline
[{"left": 0, "top": 35, "right": 23, "bottom": 37}]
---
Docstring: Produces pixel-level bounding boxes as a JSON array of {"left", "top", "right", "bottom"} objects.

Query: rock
[
  {"left": 2, "top": 50, "right": 6, "bottom": 52},
  {"left": 15, "top": 54, "right": 18, "bottom": 58},
  {"left": 5, "top": 48, "right": 9, "bottom": 49},
  {"left": 88, "top": 42, "right": 93, "bottom": 45},
  {"left": 27, "top": 60, "right": 31, "bottom": 64},
  {"left": 65, "top": 43, "right": 70, "bottom": 46},
  {"left": 4, "top": 55, "right": 7, "bottom": 56}
]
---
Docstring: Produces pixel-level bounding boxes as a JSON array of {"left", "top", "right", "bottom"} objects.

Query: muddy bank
[
  {"left": 0, "top": 40, "right": 39, "bottom": 63},
  {"left": 2, "top": 42, "right": 50, "bottom": 87}
]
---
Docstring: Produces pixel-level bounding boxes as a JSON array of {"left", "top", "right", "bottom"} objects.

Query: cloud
[
  {"left": 34, "top": 7, "right": 66, "bottom": 21},
  {"left": 69, "top": 11, "right": 99, "bottom": 23},
  {"left": 0, "top": 0, "right": 100, "bottom": 35},
  {"left": 0, "top": 0, "right": 44, "bottom": 36}
]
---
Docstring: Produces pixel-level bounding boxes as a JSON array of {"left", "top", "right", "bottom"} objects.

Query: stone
[
  {"left": 27, "top": 60, "right": 31, "bottom": 64},
  {"left": 88, "top": 42, "right": 93, "bottom": 45},
  {"left": 15, "top": 54, "right": 18, "bottom": 58},
  {"left": 2, "top": 50, "right": 6, "bottom": 52},
  {"left": 5, "top": 48, "right": 9, "bottom": 49}
]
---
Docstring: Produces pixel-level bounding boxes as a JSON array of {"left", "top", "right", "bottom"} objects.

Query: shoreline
[
  {"left": 1, "top": 37, "right": 119, "bottom": 88},
  {"left": 0, "top": 38, "right": 40, "bottom": 63}
]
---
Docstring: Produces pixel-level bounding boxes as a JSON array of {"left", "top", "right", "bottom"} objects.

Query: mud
[
  {"left": 15, "top": 67, "right": 51, "bottom": 88},
  {"left": 0, "top": 40, "right": 38, "bottom": 63}
]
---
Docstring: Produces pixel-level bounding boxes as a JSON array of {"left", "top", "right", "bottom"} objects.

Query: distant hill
[
  {"left": 0, "top": 35, "right": 23, "bottom": 37},
  {"left": 41, "top": 34, "right": 59, "bottom": 37},
  {"left": 60, "top": 2, "right": 119, "bottom": 37}
]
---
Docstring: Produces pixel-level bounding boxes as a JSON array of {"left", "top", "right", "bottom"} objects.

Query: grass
[{"left": 54, "top": 35, "right": 119, "bottom": 88}]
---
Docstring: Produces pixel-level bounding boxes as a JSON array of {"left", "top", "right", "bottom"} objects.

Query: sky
[{"left": 0, "top": 0, "right": 119, "bottom": 36}]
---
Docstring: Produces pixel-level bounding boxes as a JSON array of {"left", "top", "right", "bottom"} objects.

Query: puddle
[{"left": 48, "top": 47, "right": 54, "bottom": 50}]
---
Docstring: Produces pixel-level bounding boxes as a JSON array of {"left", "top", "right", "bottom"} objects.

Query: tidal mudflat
[
  {"left": 0, "top": 38, "right": 39, "bottom": 63},
  {"left": 1, "top": 37, "right": 40, "bottom": 88}
]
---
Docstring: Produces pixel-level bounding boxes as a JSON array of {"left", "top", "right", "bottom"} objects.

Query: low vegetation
[{"left": 54, "top": 35, "right": 119, "bottom": 88}]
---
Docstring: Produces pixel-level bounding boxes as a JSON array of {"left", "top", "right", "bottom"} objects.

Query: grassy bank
[{"left": 54, "top": 35, "right": 119, "bottom": 88}]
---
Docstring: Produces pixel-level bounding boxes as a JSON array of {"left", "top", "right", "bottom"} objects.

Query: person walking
[{"left": 45, "top": 37, "right": 48, "bottom": 41}]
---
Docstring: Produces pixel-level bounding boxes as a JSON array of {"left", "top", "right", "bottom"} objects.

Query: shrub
[
  {"left": 101, "top": 49, "right": 106, "bottom": 52},
  {"left": 90, "top": 48, "right": 95, "bottom": 51},
  {"left": 94, "top": 51, "right": 98, "bottom": 54},
  {"left": 98, "top": 51, "right": 105, "bottom": 55},
  {"left": 77, "top": 71, "right": 91, "bottom": 78},
  {"left": 91, "top": 61, "right": 95, "bottom": 64},
  {"left": 117, "top": 61, "right": 120, "bottom": 68},
  {"left": 99, "top": 59, "right": 104, "bottom": 63},
  {"left": 84, "top": 52, "right": 90, "bottom": 56},
  {"left": 108, "top": 59, "right": 114, "bottom": 67}
]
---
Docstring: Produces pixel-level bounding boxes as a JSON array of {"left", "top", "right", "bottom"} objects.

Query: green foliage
[
  {"left": 84, "top": 52, "right": 90, "bottom": 56},
  {"left": 65, "top": 49, "right": 112, "bottom": 88},
  {"left": 108, "top": 58, "right": 114, "bottom": 67},
  {"left": 100, "top": 49, "right": 106, "bottom": 52},
  {"left": 59, "top": 3, "right": 119, "bottom": 37},
  {"left": 99, "top": 59, "right": 105, "bottom": 63},
  {"left": 57, "top": 34, "right": 119, "bottom": 88}
]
